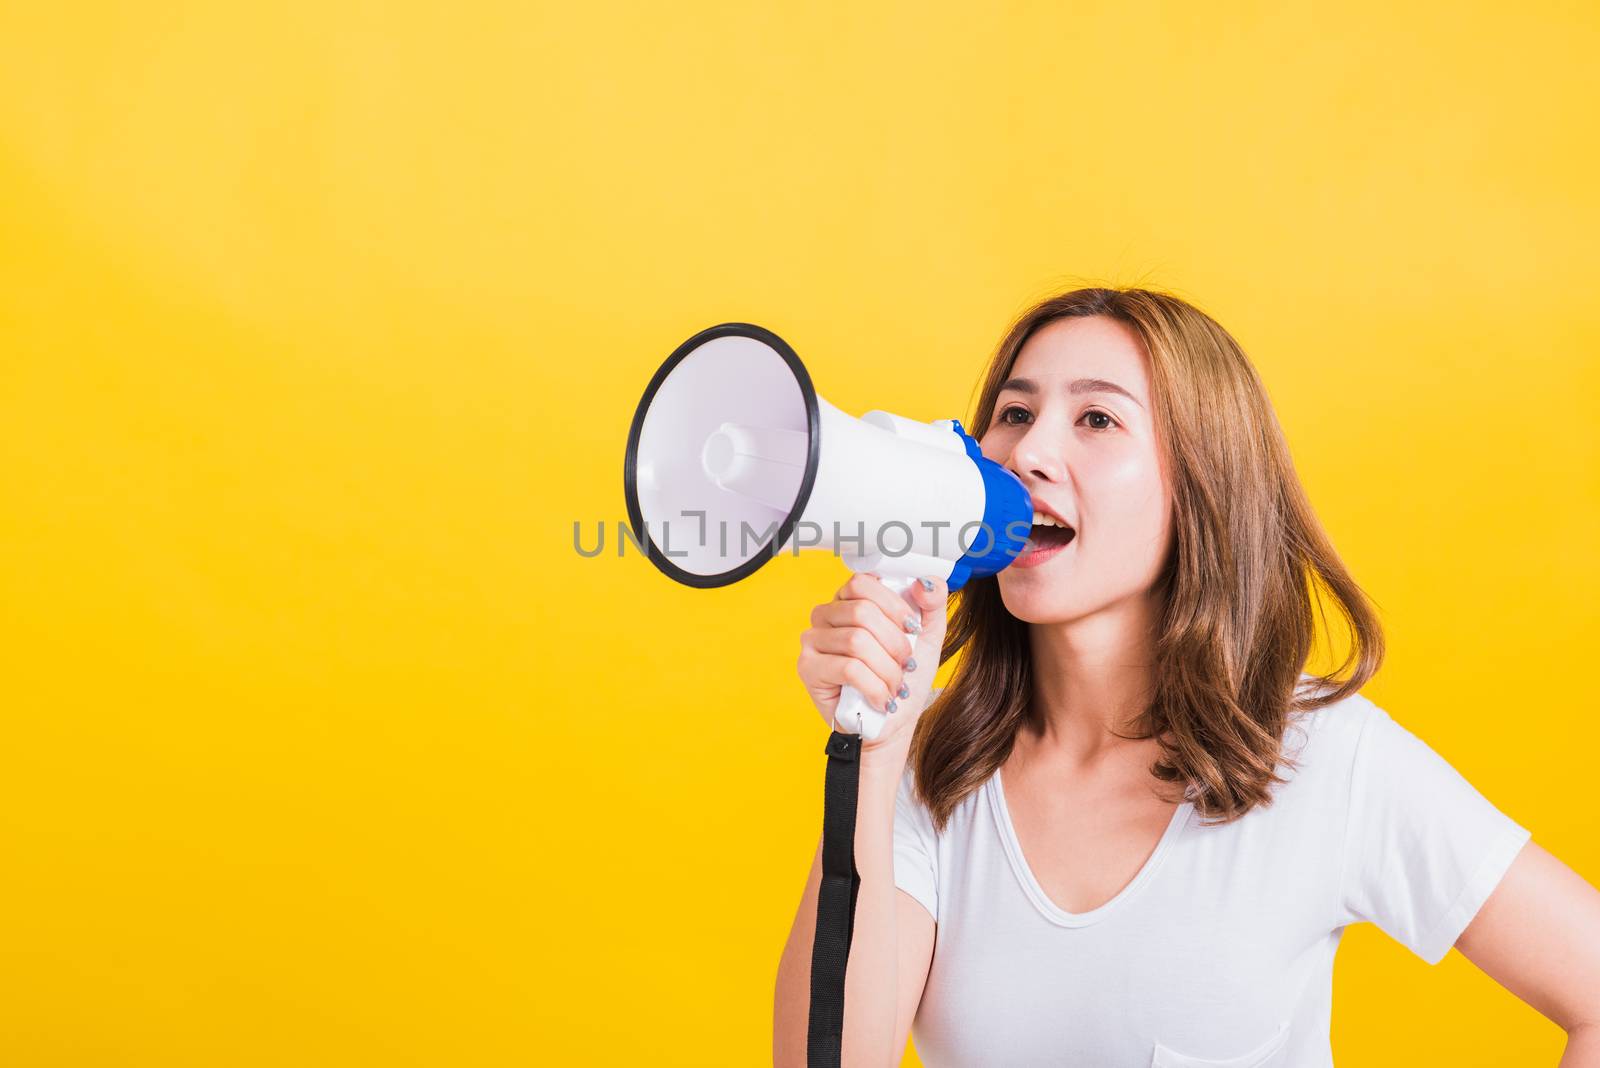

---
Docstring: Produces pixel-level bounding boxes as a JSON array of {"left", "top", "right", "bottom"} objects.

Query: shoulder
[
  {"left": 1281, "top": 674, "right": 1386, "bottom": 755},
  {"left": 1271, "top": 675, "right": 1392, "bottom": 799}
]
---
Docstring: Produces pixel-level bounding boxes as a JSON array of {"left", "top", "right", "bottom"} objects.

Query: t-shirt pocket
[{"left": 1150, "top": 1021, "right": 1290, "bottom": 1068}]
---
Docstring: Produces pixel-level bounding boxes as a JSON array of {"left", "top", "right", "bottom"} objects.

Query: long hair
[{"left": 908, "top": 287, "right": 1385, "bottom": 830}]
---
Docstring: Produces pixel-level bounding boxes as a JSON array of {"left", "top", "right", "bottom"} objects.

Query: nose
[{"left": 1008, "top": 426, "right": 1065, "bottom": 486}]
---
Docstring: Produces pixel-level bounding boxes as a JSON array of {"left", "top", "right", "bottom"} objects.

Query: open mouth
[{"left": 1024, "top": 517, "right": 1076, "bottom": 553}]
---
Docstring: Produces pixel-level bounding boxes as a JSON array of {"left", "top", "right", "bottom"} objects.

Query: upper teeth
[{"left": 1033, "top": 512, "right": 1068, "bottom": 528}]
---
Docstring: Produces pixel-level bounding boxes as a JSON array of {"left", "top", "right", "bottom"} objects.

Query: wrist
[{"left": 859, "top": 738, "right": 910, "bottom": 781}]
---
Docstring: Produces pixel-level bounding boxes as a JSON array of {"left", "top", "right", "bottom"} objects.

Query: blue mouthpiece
[{"left": 944, "top": 419, "right": 1034, "bottom": 591}]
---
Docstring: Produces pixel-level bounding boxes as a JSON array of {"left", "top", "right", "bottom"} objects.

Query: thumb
[{"left": 903, "top": 573, "right": 950, "bottom": 678}]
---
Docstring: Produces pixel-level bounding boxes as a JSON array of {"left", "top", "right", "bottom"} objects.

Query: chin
[
  {"left": 997, "top": 582, "right": 1093, "bottom": 625},
  {"left": 1004, "top": 571, "right": 1169, "bottom": 630},
  {"left": 1009, "top": 605, "right": 1087, "bottom": 626}
]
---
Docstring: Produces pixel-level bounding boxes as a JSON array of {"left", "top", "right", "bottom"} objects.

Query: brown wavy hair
[{"left": 908, "top": 286, "right": 1385, "bottom": 830}]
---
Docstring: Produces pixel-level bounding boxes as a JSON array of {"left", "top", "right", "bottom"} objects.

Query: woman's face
[{"left": 979, "top": 315, "right": 1174, "bottom": 624}]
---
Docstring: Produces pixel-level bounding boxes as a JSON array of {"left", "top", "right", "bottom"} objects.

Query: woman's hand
[{"left": 795, "top": 571, "right": 949, "bottom": 752}]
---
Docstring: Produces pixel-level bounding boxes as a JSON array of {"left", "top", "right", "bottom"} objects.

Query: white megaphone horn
[{"left": 623, "top": 322, "right": 1033, "bottom": 740}]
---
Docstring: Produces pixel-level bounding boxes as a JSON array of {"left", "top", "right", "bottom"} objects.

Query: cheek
[{"left": 1087, "top": 446, "right": 1168, "bottom": 534}]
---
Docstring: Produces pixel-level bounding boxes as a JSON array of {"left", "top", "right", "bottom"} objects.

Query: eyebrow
[{"left": 997, "top": 376, "right": 1145, "bottom": 410}]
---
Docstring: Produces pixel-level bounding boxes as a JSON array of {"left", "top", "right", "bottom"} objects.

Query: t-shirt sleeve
[
  {"left": 1338, "top": 701, "right": 1532, "bottom": 965},
  {"left": 893, "top": 764, "right": 940, "bottom": 923}
]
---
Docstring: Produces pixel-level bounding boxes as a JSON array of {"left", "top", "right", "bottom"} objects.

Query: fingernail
[
  {"left": 919, "top": 577, "right": 935, "bottom": 592},
  {"left": 905, "top": 657, "right": 918, "bottom": 672},
  {"left": 904, "top": 616, "right": 921, "bottom": 634},
  {"left": 898, "top": 684, "right": 910, "bottom": 699},
  {"left": 886, "top": 698, "right": 898, "bottom": 714}
]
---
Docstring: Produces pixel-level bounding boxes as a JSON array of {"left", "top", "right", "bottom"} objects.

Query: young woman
[{"left": 773, "top": 288, "right": 1600, "bottom": 1067}]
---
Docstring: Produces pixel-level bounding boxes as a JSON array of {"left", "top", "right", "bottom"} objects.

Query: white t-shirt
[{"left": 892, "top": 684, "right": 1530, "bottom": 1067}]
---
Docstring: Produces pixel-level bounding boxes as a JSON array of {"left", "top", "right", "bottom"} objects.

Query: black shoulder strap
[{"left": 807, "top": 729, "right": 863, "bottom": 1067}]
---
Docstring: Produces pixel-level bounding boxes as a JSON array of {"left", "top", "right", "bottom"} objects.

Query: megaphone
[{"left": 623, "top": 322, "right": 1033, "bottom": 740}]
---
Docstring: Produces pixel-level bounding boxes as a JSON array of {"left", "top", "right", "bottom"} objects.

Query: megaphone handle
[{"left": 832, "top": 574, "right": 918, "bottom": 742}]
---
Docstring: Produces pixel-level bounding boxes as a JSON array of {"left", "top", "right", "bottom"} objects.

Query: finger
[
  {"left": 906, "top": 573, "right": 950, "bottom": 631},
  {"left": 810, "top": 625, "right": 907, "bottom": 699},
  {"left": 811, "top": 598, "right": 915, "bottom": 669},
  {"left": 837, "top": 572, "right": 926, "bottom": 642},
  {"left": 815, "top": 652, "right": 896, "bottom": 712}
]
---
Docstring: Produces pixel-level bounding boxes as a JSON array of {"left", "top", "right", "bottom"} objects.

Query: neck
[{"left": 1021, "top": 590, "right": 1162, "bottom": 769}]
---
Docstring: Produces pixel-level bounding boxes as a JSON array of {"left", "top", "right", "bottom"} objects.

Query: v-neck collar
[{"left": 988, "top": 765, "right": 1193, "bottom": 928}]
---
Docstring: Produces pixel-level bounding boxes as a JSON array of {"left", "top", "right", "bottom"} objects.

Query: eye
[{"left": 996, "top": 405, "right": 1119, "bottom": 430}]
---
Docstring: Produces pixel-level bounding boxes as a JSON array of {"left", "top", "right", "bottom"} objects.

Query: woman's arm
[
  {"left": 1453, "top": 840, "right": 1600, "bottom": 1066},
  {"left": 773, "top": 749, "right": 919, "bottom": 1068}
]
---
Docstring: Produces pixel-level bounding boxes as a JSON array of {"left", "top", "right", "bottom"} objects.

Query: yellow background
[{"left": 1, "top": 2, "right": 1595, "bottom": 1064}]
